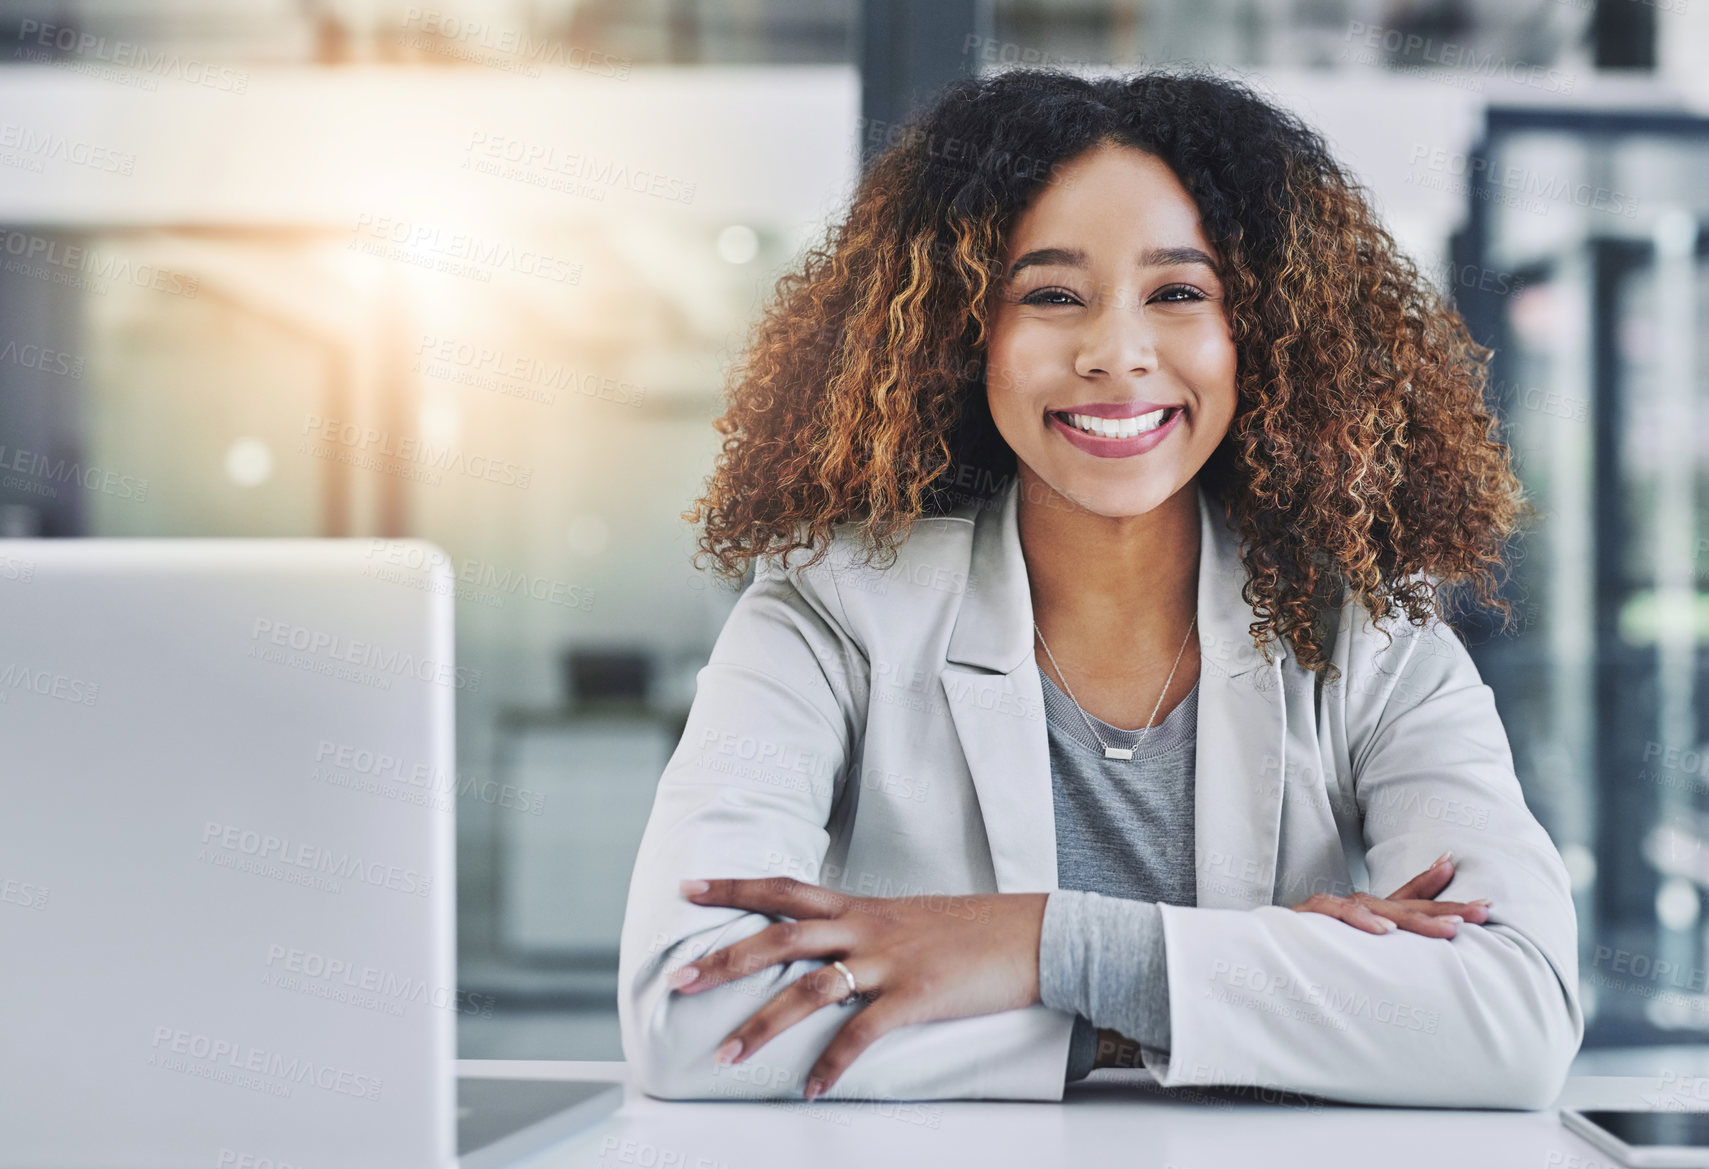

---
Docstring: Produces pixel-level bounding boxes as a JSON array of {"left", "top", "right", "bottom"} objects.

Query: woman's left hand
[{"left": 668, "top": 877, "right": 1048, "bottom": 1100}]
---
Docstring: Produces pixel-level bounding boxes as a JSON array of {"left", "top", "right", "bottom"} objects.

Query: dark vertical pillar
[
  {"left": 0, "top": 229, "right": 89, "bottom": 537},
  {"left": 858, "top": 0, "right": 988, "bottom": 167},
  {"left": 1590, "top": 238, "right": 1657, "bottom": 1038},
  {"left": 1592, "top": 0, "right": 1656, "bottom": 70}
]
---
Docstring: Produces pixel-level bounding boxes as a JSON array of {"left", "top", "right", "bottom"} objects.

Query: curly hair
[{"left": 683, "top": 65, "right": 1535, "bottom": 675}]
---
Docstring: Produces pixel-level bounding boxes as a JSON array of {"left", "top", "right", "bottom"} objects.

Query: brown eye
[{"left": 1019, "top": 287, "right": 1079, "bottom": 306}]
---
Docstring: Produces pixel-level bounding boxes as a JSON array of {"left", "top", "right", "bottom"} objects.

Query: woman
[{"left": 617, "top": 67, "right": 1581, "bottom": 1109}]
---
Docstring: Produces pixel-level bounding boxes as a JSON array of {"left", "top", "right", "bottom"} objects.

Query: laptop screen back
[{"left": 0, "top": 540, "right": 458, "bottom": 1169}]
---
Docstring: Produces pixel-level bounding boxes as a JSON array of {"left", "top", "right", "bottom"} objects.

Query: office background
[{"left": 0, "top": 0, "right": 1704, "bottom": 1071}]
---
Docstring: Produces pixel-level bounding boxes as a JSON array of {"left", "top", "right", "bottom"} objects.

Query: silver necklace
[{"left": 1033, "top": 613, "right": 1197, "bottom": 761}]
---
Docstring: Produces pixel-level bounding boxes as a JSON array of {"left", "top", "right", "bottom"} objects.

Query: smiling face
[{"left": 985, "top": 141, "right": 1238, "bottom": 518}]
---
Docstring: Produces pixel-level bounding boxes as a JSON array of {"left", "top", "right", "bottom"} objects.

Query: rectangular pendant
[{"left": 1103, "top": 746, "right": 1134, "bottom": 760}]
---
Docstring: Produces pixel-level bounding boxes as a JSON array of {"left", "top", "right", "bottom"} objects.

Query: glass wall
[{"left": 1451, "top": 110, "right": 1709, "bottom": 1050}]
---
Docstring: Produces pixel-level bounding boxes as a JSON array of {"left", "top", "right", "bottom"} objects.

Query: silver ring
[{"left": 829, "top": 959, "right": 859, "bottom": 1003}]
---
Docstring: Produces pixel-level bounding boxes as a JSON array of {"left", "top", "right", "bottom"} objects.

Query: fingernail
[
  {"left": 1441, "top": 915, "right": 1463, "bottom": 924},
  {"left": 1433, "top": 851, "right": 1454, "bottom": 868},
  {"left": 713, "top": 1038, "right": 743, "bottom": 1066},
  {"left": 1379, "top": 918, "right": 1397, "bottom": 932},
  {"left": 666, "top": 965, "right": 699, "bottom": 990},
  {"left": 1469, "top": 899, "right": 1493, "bottom": 908},
  {"left": 804, "top": 1077, "right": 825, "bottom": 1101},
  {"left": 680, "top": 879, "right": 710, "bottom": 896}
]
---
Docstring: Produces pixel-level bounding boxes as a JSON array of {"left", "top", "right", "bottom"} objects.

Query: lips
[{"left": 1045, "top": 403, "right": 1184, "bottom": 458}]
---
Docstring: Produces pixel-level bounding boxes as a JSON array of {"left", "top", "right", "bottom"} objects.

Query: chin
[{"left": 1041, "top": 473, "right": 1177, "bottom": 519}]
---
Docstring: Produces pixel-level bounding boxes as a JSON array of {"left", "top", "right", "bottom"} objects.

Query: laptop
[{"left": 0, "top": 539, "right": 620, "bottom": 1169}]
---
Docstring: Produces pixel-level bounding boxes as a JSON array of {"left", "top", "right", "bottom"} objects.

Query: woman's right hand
[{"left": 1290, "top": 851, "right": 1492, "bottom": 938}]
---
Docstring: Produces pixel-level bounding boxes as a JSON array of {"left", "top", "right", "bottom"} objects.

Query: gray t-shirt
[{"left": 1034, "top": 662, "right": 1198, "bottom": 1079}]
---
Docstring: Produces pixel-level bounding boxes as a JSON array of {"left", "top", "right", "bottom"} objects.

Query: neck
[{"left": 1018, "top": 463, "right": 1200, "bottom": 645}]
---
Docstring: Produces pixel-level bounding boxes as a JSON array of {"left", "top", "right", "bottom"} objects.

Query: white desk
[{"left": 459, "top": 1059, "right": 1670, "bottom": 1168}]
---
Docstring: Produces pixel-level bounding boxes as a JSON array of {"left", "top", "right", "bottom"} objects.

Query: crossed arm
[
  {"left": 658, "top": 850, "right": 1490, "bottom": 1099},
  {"left": 621, "top": 755, "right": 1576, "bottom": 1107},
  {"left": 616, "top": 573, "right": 1582, "bottom": 1107}
]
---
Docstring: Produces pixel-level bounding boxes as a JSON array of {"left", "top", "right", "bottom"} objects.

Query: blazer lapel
[
  {"left": 938, "top": 476, "right": 1286, "bottom": 907},
  {"left": 1190, "top": 482, "right": 1287, "bottom": 908},
  {"left": 939, "top": 475, "right": 1056, "bottom": 891}
]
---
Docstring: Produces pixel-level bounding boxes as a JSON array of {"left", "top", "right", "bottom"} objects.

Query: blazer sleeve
[
  {"left": 617, "top": 556, "right": 1076, "bottom": 1102},
  {"left": 1140, "top": 609, "right": 1584, "bottom": 1109}
]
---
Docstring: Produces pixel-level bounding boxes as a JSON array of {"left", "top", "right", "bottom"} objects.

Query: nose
[{"left": 1073, "top": 293, "right": 1159, "bottom": 380}]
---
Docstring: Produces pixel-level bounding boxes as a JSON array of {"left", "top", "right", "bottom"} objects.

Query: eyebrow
[{"left": 1004, "top": 245, "right": 1219, "bottom": 281}]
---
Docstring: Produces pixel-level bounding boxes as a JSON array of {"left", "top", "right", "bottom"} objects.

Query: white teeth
[{"left": 1063, "top": 408, "right": 1172, "bottom": 438}]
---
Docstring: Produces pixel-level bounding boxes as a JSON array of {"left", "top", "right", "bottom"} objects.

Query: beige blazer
[{"left": 618, "top": 475, "right": 1582, "bottom": 1107}]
